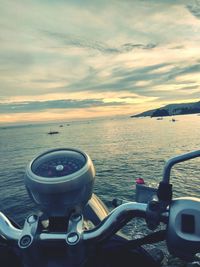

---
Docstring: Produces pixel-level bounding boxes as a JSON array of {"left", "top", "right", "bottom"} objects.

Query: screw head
[
  {"left": 56, "top": 164, "right": 64, "bottom": 171},
  {"left": 27, "top": 215, "right": 37, "bottom": 224},
  {"left": 19, "top": 235, "right": 32, "bottom": 248},
  {"left": 67, "top": 232, "right": 79, "bottom": 244},
  {"left": 71, "top": 214, "right": 82, "bottom": 222}
]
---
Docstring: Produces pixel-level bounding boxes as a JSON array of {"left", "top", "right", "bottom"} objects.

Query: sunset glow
[{"left": 0, "top": 1, "right": 200, "bottom": 124}]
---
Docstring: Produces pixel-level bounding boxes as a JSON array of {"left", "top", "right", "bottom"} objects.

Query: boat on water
[{"left": 47, "top": 131, "right": 59, "bottom": 135}]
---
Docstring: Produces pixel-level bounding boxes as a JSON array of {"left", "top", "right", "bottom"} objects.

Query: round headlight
[{"left": 25, "top": 148, "right": 95, "bottom": 217}]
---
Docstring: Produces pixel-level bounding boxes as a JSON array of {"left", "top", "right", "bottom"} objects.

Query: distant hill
[{"left": 131, "top": 101, "right": 200, "bottom": 117}]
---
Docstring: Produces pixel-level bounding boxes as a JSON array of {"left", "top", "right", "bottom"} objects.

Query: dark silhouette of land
[{"left": 131, "top": 101, "right": 200, "bottom": 118}]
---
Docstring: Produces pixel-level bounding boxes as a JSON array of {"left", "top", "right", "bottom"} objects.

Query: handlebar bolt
[
  {"left": 27, "top": 215, "right": 37, "bottom": 224},
  {"left": 67, "top": 232, "right": 79, "bottom": 245},
  {"left": 71, "top": 214, "right": 82, "bottom": 222},
  {"left": 149, "top": 201, "right": 159, "bottom": 211},
  {"left": 19, "top": 235, "right": 32, "bottom": 248}
]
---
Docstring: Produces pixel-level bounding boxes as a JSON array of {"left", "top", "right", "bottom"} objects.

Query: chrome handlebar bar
[
  {"left": 0, "top": 202, "right": 168, "bottom": 243},
  {"left": 83, "top": 202, "right": 148, "bottom": 242},
  {"left": 0, "top": 212, "right": 21, "bottom": 240}
]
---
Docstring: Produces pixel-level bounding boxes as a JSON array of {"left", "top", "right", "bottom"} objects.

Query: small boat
[
  {"left": 48, "top": 131, "right": 59, "bottom": 135},
  {"left": 156, "top": 117, "right": 163, "bottom": 120}
]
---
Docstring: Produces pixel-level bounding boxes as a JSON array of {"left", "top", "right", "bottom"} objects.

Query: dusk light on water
[{"left": 0, "top": 1, "right": 200, "bottom": 267}]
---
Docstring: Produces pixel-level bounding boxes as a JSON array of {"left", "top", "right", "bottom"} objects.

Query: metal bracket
[
  {"left": 66, "top": 213, "right": 84, "bottom": 245},
  {"left": 18, "top": 214, "right": 39, "bottom": 249},
  {"left": 66, "top": 213, "right": 85, "bottom": 266},
  {"left": 146, "top": 195, "right": 162, "bottom": 230}
]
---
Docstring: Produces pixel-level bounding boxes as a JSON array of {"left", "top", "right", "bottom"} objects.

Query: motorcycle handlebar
[
  {"left": 0, "top": 212, "right": 21, "bottom": 240},
  {"left": 0, "top": 202, "right": 168, "bottom": 243}
]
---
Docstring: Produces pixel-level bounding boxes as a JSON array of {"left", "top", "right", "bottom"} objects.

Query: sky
[{"left": 0, "top": 0, "right": 200, "bottom": 124}]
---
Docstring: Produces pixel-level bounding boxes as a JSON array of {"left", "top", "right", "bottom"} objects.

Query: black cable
[
  {"left": 101, "top": 230, "right": 166, "bottom": 251},
  {"left": 123, "top": 229, "right": 166, "bottom": 249}
]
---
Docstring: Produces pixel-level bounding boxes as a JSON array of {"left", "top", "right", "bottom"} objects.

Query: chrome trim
[
  {"left": 0, "top": 212, "right": 21, "bottom": 240},
  {"left": 39, "top": 232, "right": 66, "bottom": 241},
  {"left": 0, "top": 202, "right": 168, "bottom": 243},
  {"left": 40, "top": 202, "right": 147, "bottom": 242},
  {"left": 26, "top": 148, "right": 94, "bottom": 184},
  {"left": 66, "top": 214, "right": 84, "bottom": 245},
  {"left": 163, "top": 150, "right": 200, "bottom": 184},
  {"left": 18, "top": 215, "right": 39, "bottom": 248},
  {"left": 83, "top": 202, "right": 147, "bottom": 242}
]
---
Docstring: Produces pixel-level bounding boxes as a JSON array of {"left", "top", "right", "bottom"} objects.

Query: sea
[{"left": 0, "top": 114, "right": 200, "bottom": 264}]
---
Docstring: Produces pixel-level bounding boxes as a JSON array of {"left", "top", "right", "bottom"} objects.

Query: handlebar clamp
[
  {"left": 146, "top": 196, "right": 163, "bottom": 230},
  {"left": 18, "top": 215, "right": 39, "bottom": 249}
]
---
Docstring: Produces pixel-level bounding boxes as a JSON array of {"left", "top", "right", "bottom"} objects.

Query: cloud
[
  {"left": 0, "top": 0, "right": 200, "bottom": 123},
  {"left": 0, "top": 51, "right": 33, "bottom": 68},
  {"left": 52, "top": 61, "right": 200, "bottom": 101},
  {"left": 0, "top": 99, "right": 127, "bottom": 114},
  {"left": 42, "top": 30, "right": 157, "bottom": 55},
  {"left": 187, "top": 0, "right": 200, "bottom": 19},
  {"left": 179, "top": 85, "right": 199, "bottom": 90},
  {"left": 170, "top": 45, "right": 185, "bottom": 50}
]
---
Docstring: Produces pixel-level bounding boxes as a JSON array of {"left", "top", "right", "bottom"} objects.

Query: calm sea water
[{"left": 0, "top": 114, "right": 200, "bottom": 226}]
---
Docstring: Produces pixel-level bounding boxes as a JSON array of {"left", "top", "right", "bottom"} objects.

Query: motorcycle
[{"left": 0, "top": 148, "right": 200, "bottom": 267}]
